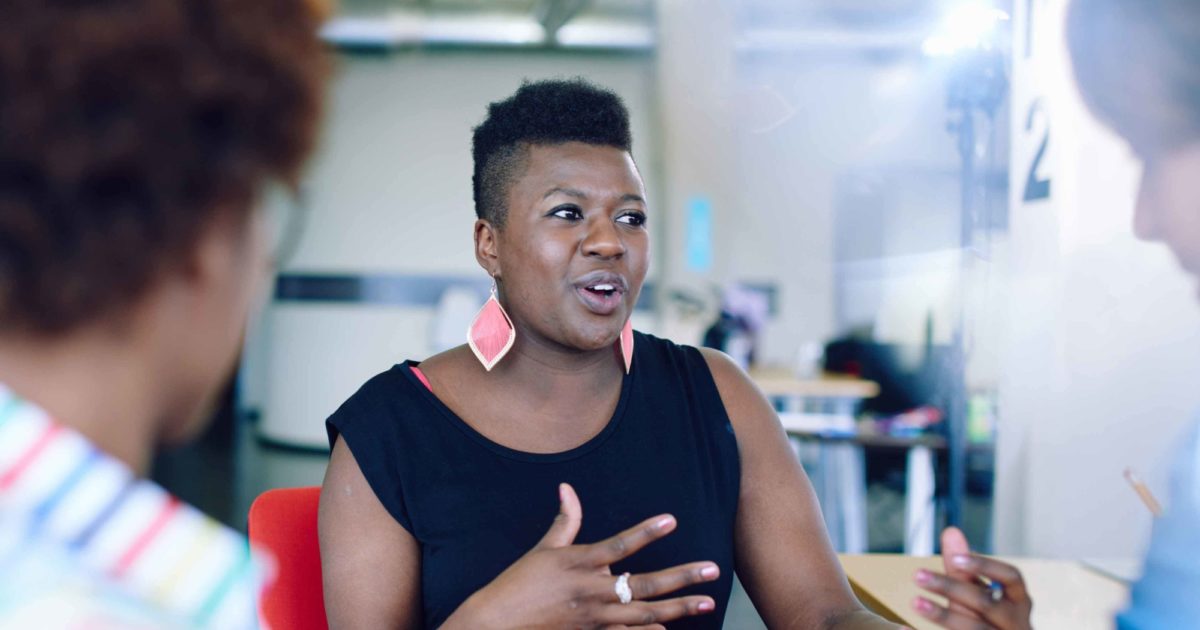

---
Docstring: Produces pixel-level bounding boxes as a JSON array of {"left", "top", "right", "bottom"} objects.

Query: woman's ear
[
  {"left": 182, "top": 210, "right": 261, "bottom": 289},
  {"left": 474, "top": 218, "right": 500, "bottom": 276}
]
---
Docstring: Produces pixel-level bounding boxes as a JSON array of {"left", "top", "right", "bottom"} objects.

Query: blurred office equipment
[
  {"left": 754, "top": 368, "right": 880, "bottom": 553},
  {"left": 823, "top": 338, "right": 947, "bottom": 416},
  {"left": 760, "top": 371, "right": 945, "bottom": 555},
  {"left": 702, "top": 284, "right": 771, "bottom": 370},
  {"left": 775, "top": 334, "right": 994, "bottom": 554}
]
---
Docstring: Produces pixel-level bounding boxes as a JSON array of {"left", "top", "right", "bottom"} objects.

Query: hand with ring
[
  {"left": 442, "top": 483, "right": 720, "bottom": 630},
  {"left": 912, "top": 527, "right": 1033, "bottom": 630}
]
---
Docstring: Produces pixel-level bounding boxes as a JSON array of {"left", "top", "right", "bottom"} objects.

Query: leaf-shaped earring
[{"left": 468, "top": 280, "right": 515, "bottom": 371}]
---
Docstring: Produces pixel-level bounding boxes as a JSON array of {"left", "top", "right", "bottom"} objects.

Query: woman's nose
[{"left": 582, "top": 217, "right": 626, "bottom": 259}]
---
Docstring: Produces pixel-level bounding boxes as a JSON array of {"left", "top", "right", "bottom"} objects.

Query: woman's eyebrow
[
  {"left": 542, "top": 186, "right": 587, "bottom": 200},
  {"left": 541, "top": 188, "right": 644, "bottom": 204}
]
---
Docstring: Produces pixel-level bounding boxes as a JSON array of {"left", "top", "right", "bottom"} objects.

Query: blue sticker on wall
[{"left": 685, "top": 196, "right": 713, "bottom": 273}]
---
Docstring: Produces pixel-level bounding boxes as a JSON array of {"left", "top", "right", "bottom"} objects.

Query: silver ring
[
  {"left": 988, "top": 582, "right": 1004, "bottom": 603},
  {"left": 614, "top": 572, "right": 633, "bottom": 604}
]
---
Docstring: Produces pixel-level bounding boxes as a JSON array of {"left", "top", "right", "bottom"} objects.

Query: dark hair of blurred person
[
  {"left": 1068, "top": 0, "right": 1200, "bottom": 155},
  {"left": 911, "top": 2, "right": 1200, "bottom": 629},
  {"left": 0, "top": 0, "right": 327, "bottom": 626},
  {"left": 1068, "top": 0, "right": 1200, "bottom": 278}
]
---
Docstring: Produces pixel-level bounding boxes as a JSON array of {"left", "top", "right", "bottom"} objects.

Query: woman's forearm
[
  {"left": 438, "top": 596, "right": 491, "bottom": 630},
  {"left": 826, "top": 608, "right": 906, "bottom": 630}
]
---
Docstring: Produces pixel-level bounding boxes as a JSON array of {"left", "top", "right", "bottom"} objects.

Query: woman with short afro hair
[{"left": 320, "top": 78, "right": 902, "bottom": 629}]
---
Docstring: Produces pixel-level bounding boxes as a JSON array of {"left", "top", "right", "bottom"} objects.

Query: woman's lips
[{"left": 575, "top": 285, "right": 624, "bottom": 315}]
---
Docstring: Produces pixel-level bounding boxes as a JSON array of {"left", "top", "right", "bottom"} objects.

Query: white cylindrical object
[{"left": 905, "top": 445, "right": 936, "bottom": 556}]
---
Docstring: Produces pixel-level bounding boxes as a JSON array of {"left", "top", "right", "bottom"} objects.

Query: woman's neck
[
  {"left": 450, "top": 333, "right": 623, "bottom": 452},
  {"left": 0, "top": 329, "right": 163, "bottom": 475},
  {"left": 497, "top": 324, "right": 622, "bottom": 380}
]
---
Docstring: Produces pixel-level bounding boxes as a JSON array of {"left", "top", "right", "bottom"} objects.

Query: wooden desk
[
  {"left": 839, "top": 554, "right": 1130, "bottom": 630},
  {"left": 750, "top": 370, "right": 881, "bottom": 400}
]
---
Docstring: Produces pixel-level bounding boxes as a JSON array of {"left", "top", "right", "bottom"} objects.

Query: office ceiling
[
  {"left": 324, "top": 0, "right": 653, "bottom": 50},
  {"left": 325, "top": 0, "right": 1007, "bottom": 53},
  {"left": 334, "top": 0, "right": 943, "bottom": 24}
]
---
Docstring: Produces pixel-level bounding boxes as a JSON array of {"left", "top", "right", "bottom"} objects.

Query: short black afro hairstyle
[{"left": 471, "top": 78, "right": 633, "bottom": 226}]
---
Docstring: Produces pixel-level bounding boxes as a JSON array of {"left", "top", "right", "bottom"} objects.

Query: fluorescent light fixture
[
  {"left": 556, "top": 19, "right": 654, "bottom": 50},
  {"left": 421, "top": 14, "right": 543, "bottom": 47},
  {"left": 320, "top": 10, "right": 650, "bottom": 50},
  {"left": 922, "top": 1, "right": 1010, "bottom": 57},
  {"left": 320, "top": 15, "right": 419, "bottom": 48}
]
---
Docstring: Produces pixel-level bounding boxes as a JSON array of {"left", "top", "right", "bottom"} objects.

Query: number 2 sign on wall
[
  {"left": 1023, "top": 98, "right": 1051, "bottom": 202},
  {"left": 1019, "top": 0, "right": 1052, "bottom": 205}
]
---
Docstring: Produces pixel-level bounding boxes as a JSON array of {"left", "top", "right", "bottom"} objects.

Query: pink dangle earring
[
  {"left": 468, "top": 278, "right": 516, "bottom": 371},
  {"left": 618, "top": 319, "right": 634, "bottom": 374}
]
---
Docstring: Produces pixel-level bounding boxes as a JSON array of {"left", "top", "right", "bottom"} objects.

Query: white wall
[
  {"left": 653, "top": 0, "right": 740, "bottom": 347},
  {"left": 292, "top": 50, "right": 662, "bottom": 274},
  {"left": 996, "top": 0, "right": 1200, "bottom": 559},
  {"left": 730, "top": 58, "right": 968, "bottom": 355},
  {"left": 245, "top": 49, "right": 661, "bottom": 447},
  {"left": 655, "top": 0, "right": 967, "bottom": 366}
]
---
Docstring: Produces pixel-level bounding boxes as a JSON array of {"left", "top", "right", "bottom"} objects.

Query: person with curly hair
[
  {"left": 0, "top": 0, "right": 327, "bottom": 626},
  {"left": 319, "top": 78, "right": 902, "bottom": 629},
  {"left": 912, "top": 1, "right": 1200, "bottom": 628}
]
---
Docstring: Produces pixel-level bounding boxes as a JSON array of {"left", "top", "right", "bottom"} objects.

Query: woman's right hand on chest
[{"left": 440, "top": 483, "right": 720, "bottom": 630}]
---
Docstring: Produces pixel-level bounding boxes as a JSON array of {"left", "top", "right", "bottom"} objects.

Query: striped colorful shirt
[{"left": 0, "top": 385, "right": 273, "bottom": 628}]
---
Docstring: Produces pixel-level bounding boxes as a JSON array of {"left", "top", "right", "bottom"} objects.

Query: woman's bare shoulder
[
  {"left": 696, "top": 347, "right": 780, "bottom": 441},
  {"left": 415, "top": 345, "right": 480, "bottom": 387}
]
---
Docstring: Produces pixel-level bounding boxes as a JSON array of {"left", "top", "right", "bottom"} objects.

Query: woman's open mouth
[{"left": 573, "top": 272, "right": 628, "bottom": 316}]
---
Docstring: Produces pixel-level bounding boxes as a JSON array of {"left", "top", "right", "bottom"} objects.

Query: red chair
[{"left": 248, "top": 486, "right": 328, "bottom": 630}]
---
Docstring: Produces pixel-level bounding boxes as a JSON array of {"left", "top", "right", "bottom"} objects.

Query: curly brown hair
[{"left": 0, "top": 0, "right": 329, "bottom": 336}]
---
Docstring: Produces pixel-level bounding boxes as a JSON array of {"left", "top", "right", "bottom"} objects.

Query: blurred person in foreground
[
  {"left": 913, "top": 0, "right": 1200, "bottom": 628},
  {"left": 0, "top": 0, "right": 326, "bottom": 626}
]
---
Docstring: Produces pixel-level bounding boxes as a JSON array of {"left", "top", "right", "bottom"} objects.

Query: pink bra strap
[{"left": 410, "top": 365, "right": 433, "bottom": 392}]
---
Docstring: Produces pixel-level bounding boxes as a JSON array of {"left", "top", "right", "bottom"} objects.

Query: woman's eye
[
  {"left": 617, "top": 212, "right": 647, "bottom": 227},
  {"left": 550, "top": 206, "right": 582, "bottom": 220}
]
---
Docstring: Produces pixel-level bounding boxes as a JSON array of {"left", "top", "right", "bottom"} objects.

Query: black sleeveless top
[{"left": 326, "top": 332, "right": 741, "bottom": 628}]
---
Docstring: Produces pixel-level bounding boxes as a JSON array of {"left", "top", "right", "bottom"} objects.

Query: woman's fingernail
[
  {"left": 914, "top": 569, "right": 931, "bottom": 585},
  {"left": 656, "top": 516, "right": 675, "bottom": 530},
  {"left": 701, "top": 565, "right": 719, "bottom": 579},
  {"left": 558, "top": 483, "right": 567, "bottom": 502},
  {"left": 913, "top": 597, "right": 934, "bottom": 614},
  {"left": 951, "top": 555, "right": 972, "bottom": 568},
  {"left": 698, "top": 600, "right": 715, "bottom": 612}
]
